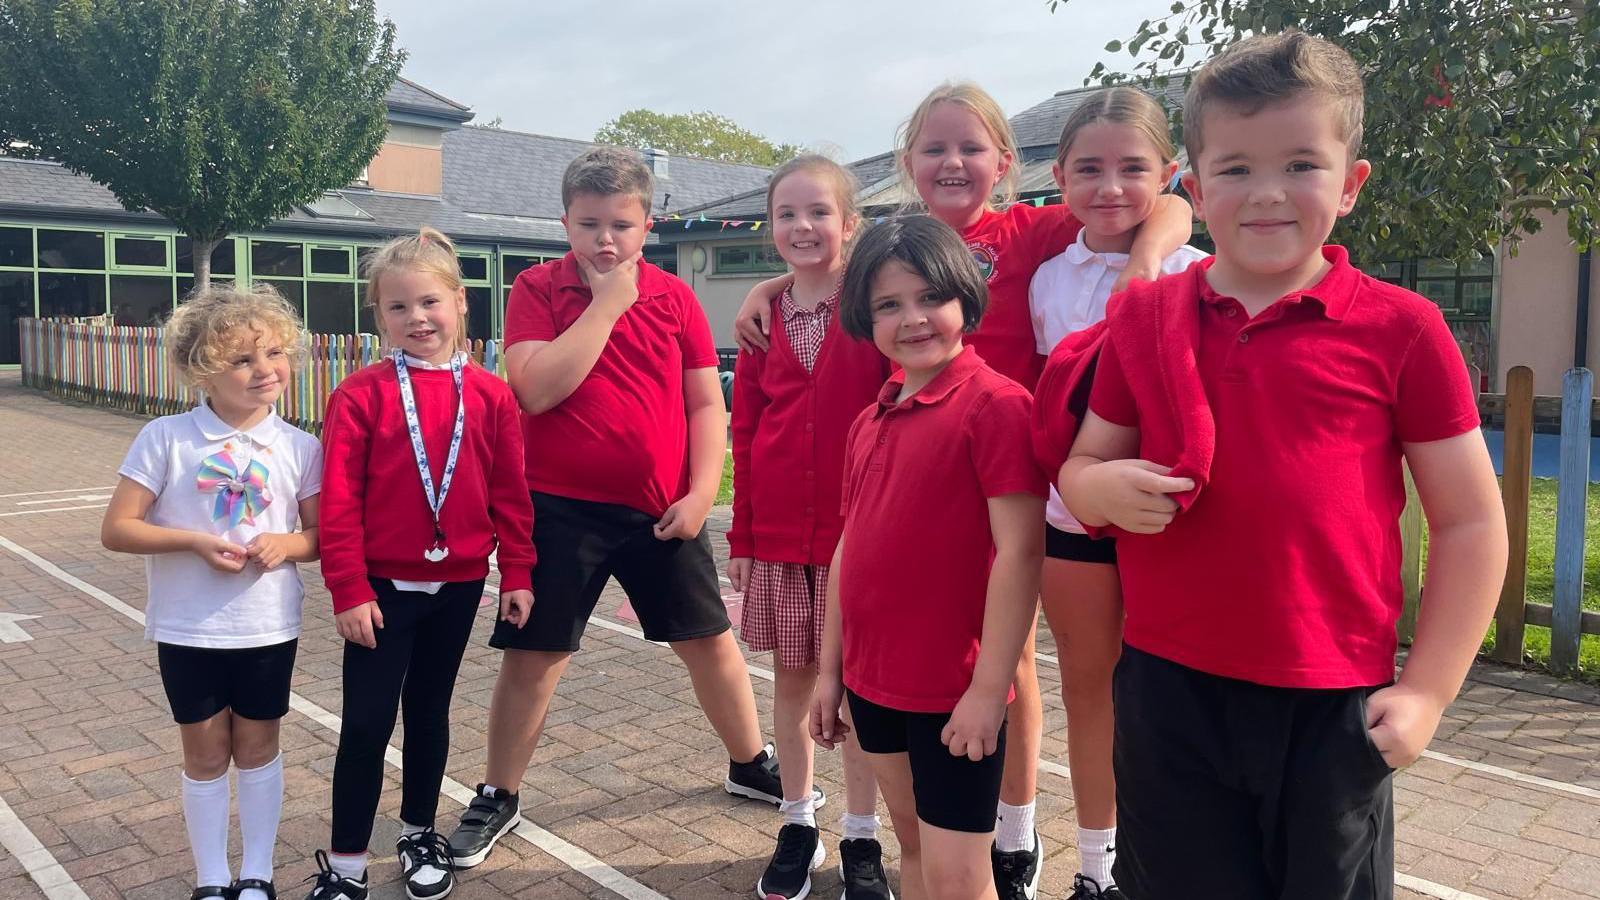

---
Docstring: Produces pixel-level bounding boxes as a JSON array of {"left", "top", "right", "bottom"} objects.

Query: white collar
[
  {"left": 402, "top": 351, "right": 466, "bottom": 370},
  {"left": 194, "top": 402, "right": 283, "bottom": 446},
  {"left": 1064, "top": 230, "right": 1131, "bottom": 270}
]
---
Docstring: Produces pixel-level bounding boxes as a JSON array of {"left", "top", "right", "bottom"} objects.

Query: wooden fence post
[
  {"left": 1494, "top": 366, "right": 1535, "bottom": 663},
  {"left": 1551, "top": 367, "right": 1592, "bottom": 674}
]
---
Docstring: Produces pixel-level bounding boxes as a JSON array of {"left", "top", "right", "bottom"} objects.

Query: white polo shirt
[
  {"left": 1029, "top": 233, "right": 1207, "bottom": 533},
  {"left": 118, "top": 404, "right": 323, "bottom": 647}
]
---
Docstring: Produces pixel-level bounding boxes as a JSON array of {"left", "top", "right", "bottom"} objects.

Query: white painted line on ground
[
  {"left": 17, "top": 494, "right": 110, "bottom": 506},
  {"left": 1422, "top": 749, "right": 1600, "bottom": 800},
  {"left": 0, "top": 486, "right": 114, "bottom": 500},
  {"left": 0, "top": 787, "right": 91, "bottom": 899},
  {"left": 0, "top": 534, "right": 667, "bottom": 900},
  {"left": 1397, "top": 872, "right": 1491, "bottom": 900},
  {"left": 0, "top": 611, "right": 40, "bottom": 642},
  {"left": 0, "top": 504, "right": 106, "bottom": 518}
]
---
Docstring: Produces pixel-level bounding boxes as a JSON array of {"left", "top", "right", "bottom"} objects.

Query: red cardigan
[
  {"left": 319, "top": 360, "right": 536, "bottom": 612},
  {"left": 728, "top": 303, "right": 889, "bottom": 565},
  {"left": 1031, "top": 269, "right": 1217, "bottom": 537}
]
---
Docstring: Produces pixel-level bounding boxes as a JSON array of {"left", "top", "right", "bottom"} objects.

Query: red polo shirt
[
  {"left": 1088, "top": 247, "right": 1480, "bottom": 688},
  {"left": 503, "top": 255, "right": 719, "bottom": 518},
  {"left": 963, "top": 203, "right": 1082, "bottom": 390},
  {"left": 839, "top": 346, "right": 1045, "bottom": 713},
  {"left": 728, "top": 295, "right": 889, "bottom": 564}
]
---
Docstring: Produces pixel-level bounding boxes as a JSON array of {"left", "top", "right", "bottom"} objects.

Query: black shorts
[
  {"left": 846, "top": 689, "right": 1007, "bottom": 834},
  {"left": 490, "top": 491, "right": 729, "bottom": 652},
  {"left": 157, "top": 638, "right": 298, "bottom": 725},
  {"left": 1045, "top": 525, "right": 1116, "bottom": 563},
  {"left": 1112, "top": 645, "right": 1395, "bottom": 900}
]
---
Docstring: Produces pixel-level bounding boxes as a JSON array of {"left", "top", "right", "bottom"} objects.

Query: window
[
  {"left": 501, "top": 254, "right": 541, "bottom": 285},
  {"left": 38, "top": 273, "right": 105, "bottom": 318},
  {"left": 714, "top": 244, "right": 786, "bottom": 276},
  {"left": 111, "top": 275, "right": 174, "bottom": 326},
  {"left": 0, "top": 227, "right": 33, "bottom": 268},
  {"left": 306, "top": 281, "right": 356, "bottom": 335},
  {"left": 251, "top": 241, "right": 303, "bottom": 278},
  {"left": 111, "top": 235, "right": 169, "bottom": 271},
  {"left": 310, "top": 246, "right": 353, "bottom": 277},
  {"left": 0, "top": 272, "right": 34, "bottom": 365},
  {"left": 259, "top": 279, "right": 304, "bottom": 315},
  {"left": 176, "top": 237, "right": 237, "bottom": 276},
  {"left": 1387, "top": 256, "right": 1494, "bottom": 320},
  {"left": 458, "top": 254, "right": 490, "bottom": 283},
  {"left": 466, "top": 286, "right": 491, "bottom": 343},
  {"left": 37, "top": 229, "right": 105, "bottom": 270}
]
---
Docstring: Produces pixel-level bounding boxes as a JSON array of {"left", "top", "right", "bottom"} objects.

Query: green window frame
[
  {"left": 107, "top": 232, "right": 172, "bottom": 273},
  {"left": 1372, "top": 256, "right": 1494, "bottom": 321},
  {"left": 714, "top": 243, "right": 786, "bottom": 276}
]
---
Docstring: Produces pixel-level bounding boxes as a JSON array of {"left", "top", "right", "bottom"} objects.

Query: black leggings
[{"left": 330, "top": 578, "right": 483, "bottom": 853}]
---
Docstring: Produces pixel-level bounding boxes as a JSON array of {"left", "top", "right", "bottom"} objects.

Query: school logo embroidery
[{"left": 969, "top": 241, "right": 999, "bottom": 283}]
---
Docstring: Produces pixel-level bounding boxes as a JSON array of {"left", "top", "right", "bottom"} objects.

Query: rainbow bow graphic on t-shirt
[{"left": 195, "top": 451, "right": 273, "bottom": 527}]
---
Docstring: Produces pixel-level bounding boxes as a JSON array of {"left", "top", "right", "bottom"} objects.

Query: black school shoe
[
  {"left": 230, "top": 878, "right": 278, "bottom": 900},
  {"left": 725, "top": 744, "right": 827, "bottom": 808},
  {"left": 1067, "top": 874, "right": 1125, "bottom": 899},
  {"left": 396, "top": 828, "right": 455, "bottom": 900},
  {"left": 190, "top": 888, "right": 232, "bottom": 900},
  {"left": 447, "top": 784, "right": 522, "bottom": 869},
  {"left": 991, "top": 829, "right": 1042, "bottom": 900},
  {"left": 838, "top": 838, "right": 894, "bottom": 900},
  {"left": 302, "top": 850, "right": 369, "bottom": 900},
  {"left": 756, "top": 823, "right": 825, "bottom": 899}
]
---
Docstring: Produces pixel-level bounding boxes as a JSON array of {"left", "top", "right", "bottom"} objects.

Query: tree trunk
[{"left": 191, "top": 235, "right": 219, "bottom": 294}]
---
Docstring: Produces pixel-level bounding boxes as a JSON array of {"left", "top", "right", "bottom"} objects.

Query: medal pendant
[{"left": 424, "top": 544, "right": 449, "bottom": 563}]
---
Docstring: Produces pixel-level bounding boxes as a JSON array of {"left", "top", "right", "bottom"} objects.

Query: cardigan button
[
  {"left": 805, "top": 422, "right": 814, "bottom": 432},
  {"left": 805, "top": 470, "right": 814, "bottom": 480},
  {"left": 1238, "top": 332, "right": 1250, "bottom": 343}
]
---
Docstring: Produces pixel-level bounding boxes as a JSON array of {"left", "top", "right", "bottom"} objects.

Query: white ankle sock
[
  {"left": 234, "top": 753, "right": 282, "bottom": 899},
  {"left": 328, "top": 850, "right": 367, "bottom": 880},
  {"left": 841, "top": 813, "right": 880, "bottom": 841},
  {"left": 1078, "top": 826, "right": 1117, "bottom": 887},
  {"left": 995, "top": 800, "right": 1036, "bottom": 853},
  {"left": 182, "top": 770, "right": 231, "bottom": 888},
  {"left": 779, "top": 794, "right": 817, "bottom": 828}
]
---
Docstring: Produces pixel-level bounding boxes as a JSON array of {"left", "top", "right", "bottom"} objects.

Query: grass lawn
[
  {"left": 1478, "top": 477, "right": 1600, "bottom": 680},
  {"left": 716, "top": 451, "right": 734, "bottom": 506}
]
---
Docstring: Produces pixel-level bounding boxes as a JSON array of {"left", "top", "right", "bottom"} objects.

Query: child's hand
[
  {"left": 577, "top": 250, "right": 643, "bottom": 317},
  {"left": 727, "top": 557, "right": 752, "bottom": 593},
  {"left": 335, "top": 600, "right": 384, "bottom": 649},
  {"left": 1113, "top": 256, "right": 1162, "bottom": 293},
  {"left": 810, "top": 675, "right": 849, "bottom": 750},
  {"left": 942, "top": 687, "right": 1007, "bottom": 762},
  {"left": 191, "top": 534, "right": 247, "bottom": 573},
  {"left": 499, "top": 589, "right": 534, "bottom": 629},
  {"left": 245, "top": 533, "right": 292, "bottom": 570},
  {"left": 1078, "top": 459, "right": 1194, "bottom": 534},
  {"left": 654, "top": 494, "right": 711, "bottom": 541},
  {"left": 1365, "top": 683, "right": 1444, "bottom": 769}
]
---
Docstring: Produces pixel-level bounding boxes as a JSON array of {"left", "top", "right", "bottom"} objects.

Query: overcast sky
[{"left": 372, "top": 0, "right": 1181, "bottom": 162}]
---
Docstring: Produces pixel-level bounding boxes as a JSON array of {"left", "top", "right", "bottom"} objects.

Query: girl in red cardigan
[
  {"left": 305, "top": 227, "right": 535, "bottom": 900},
  {"left": 728, "top": 155, "right": 893, "bottom": 900}
]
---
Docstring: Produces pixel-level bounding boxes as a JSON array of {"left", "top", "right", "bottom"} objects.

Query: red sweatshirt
[
  {"left": 319, "top": 360, "right": 536, "bottom": 612},
  {"left": 728, "top": 301, "right": 889, "bottom": 564}
]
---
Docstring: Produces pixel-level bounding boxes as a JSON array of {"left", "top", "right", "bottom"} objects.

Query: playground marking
[
  {"left": 1396, "top": 873, "right": 1490, "bottom": 900},
  {"left": 1421, "top": 749, "right": 1600, "bottom": 800},
  {"left": 0, "top": 504, "right": 105, "bottom": 518},
  {"left": 0, "top": 788, "right": 91, "bottom": 900},
  {"left": 0, "top": 533, "right": 667, "bottom": 900},
  {"left": 0, "top": 486, "right": 114, "bottom": 499}
]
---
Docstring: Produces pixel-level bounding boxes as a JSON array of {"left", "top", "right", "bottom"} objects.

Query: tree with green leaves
[
  {"left": 0, "top": 0, "right": 405, "bottom": 288},
  {"left": 596, "top": 109, "right": 802, "bottom": 167},
  {"left": 1050, "top": 0, "right": 1600, "bottom": 263}
]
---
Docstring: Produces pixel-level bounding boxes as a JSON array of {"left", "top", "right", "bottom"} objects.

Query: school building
[
  {"left": 0, "top": 77, "right": 772, "bottom": 367},
  {"left": 662, "top": 81, "right": 1597, "bottom": 397},
  {"left": 3, "top": 75, "right": 1593, "bottom": 397}
]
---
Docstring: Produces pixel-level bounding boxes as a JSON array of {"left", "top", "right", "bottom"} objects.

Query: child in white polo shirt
[{"left": 102, "top": 283, "right": 323, "bottom": 900}]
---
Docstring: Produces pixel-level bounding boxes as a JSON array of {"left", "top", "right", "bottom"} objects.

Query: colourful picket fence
[{"left": 18, "top": 318, "right": 501, "bottom": 435}]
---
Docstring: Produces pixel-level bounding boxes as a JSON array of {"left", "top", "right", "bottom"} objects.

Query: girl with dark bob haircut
[{"left": 840, "top": 216, "right": 988, "bottom": 341}]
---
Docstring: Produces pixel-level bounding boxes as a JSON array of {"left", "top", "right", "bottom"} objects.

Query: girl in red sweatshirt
[{"left": 306, "top": 227, "right": 535, "bottom": 900}]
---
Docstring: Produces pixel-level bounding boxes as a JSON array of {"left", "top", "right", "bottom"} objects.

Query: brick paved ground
[{"left": 0, "top": 369, "right": 1596, "bottom": 900}]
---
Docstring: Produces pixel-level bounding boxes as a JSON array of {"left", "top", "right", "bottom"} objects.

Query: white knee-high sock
[
  {"left": 182, "top": 770, "right": 232, "bottom": 888},
  {"left": 236, "top": 753, "right": 283, "bottom": 895}
]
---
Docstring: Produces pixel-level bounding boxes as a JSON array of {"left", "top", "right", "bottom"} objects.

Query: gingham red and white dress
[{"left": 739, "top": 287, "right": 838, "bottom": 668}]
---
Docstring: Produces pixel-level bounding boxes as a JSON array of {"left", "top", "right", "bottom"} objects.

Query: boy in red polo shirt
[
  {"left": 1055, "top": 32, "right": 1507, "bottom": 900},
  {"left": 446, "top": 147, "right": 794, "bottom": 870}
]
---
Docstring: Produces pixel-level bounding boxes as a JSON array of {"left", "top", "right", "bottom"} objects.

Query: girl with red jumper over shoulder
[{"left": 305, "top": 227, "right": 535, "bottom": 900}]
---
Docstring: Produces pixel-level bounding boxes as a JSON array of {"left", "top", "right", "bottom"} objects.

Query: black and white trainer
[
  {"left": 396, "top": 828, "right": 455, "bottom": 900},
  {"left": 302, "top": 850, "right": 368, "bottom": 900},
  {"left": 1067, "top": 874, "right": 1125, "bottom": 899},
  {"left": 991, "top": 829, "right": 1042, "bottom": 900},
  {"left": 725, "top": 745, "right": 826, "bottom": 808},
  {"left": 838, "top": 837, "right": 894, "bottom": 900},
  {"left": 446, "top": 784, "right": 521, "bottom": 869},
  {"left": 756, "top": 823, "right": 825, "bottom": 900}
]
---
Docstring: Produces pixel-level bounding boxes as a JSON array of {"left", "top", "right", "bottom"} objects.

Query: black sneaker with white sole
[
  {"left": 302, "top": 850, "right": 368, "bottom": 900},
  {"left": 396, "top": 828, "right": 455, "bottom": 900},
  {"left": 1067, "top": 874, "right": 1125, "bottom": 899},
  {"left": 725, "top": 745, "right": 826, "bottom": 808},
  {"left": 756, "top": 823, "right": 825, "bottom": 900},
  {"left": 838, "top": 838, "right": 894, "bottom": 900},
  {"left": 991, "top": 829, "right": 1042, "bottom": 900},
  {"left": 446, "top": 784, "right": 521, "bottom": 869}
]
